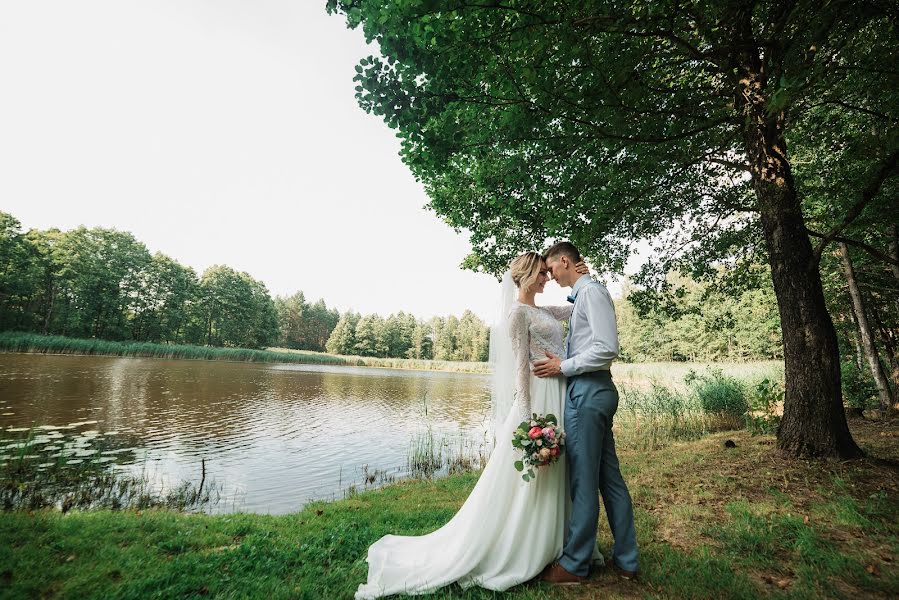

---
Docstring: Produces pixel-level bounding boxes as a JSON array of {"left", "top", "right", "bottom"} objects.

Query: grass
[
  {"left": 2, "top": 419, "right": 896, "bottom": 599},
  {"left": 2, "top": 332, "right": 785, "bottom": 377},
  {"left": 615, "top": 384, "right": 745, "bottom": 451},
  {"left": 612, "top": 361, "right": 784, "bottom": 392},
  {"left": 0, "top": 332, "right": 489, "bottom": 373},
  {"left": 269, "top": 347, "right": 490, "bottom": 374},
  {"left": 0, "top": 332, "right": 350, "bottom": 366}
]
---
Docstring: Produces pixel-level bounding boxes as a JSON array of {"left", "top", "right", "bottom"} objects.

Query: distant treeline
[
  {"left": 325, "top": 310, "right": 489, "bottom": 362},
  {"left": 617, "top": 276, "right": 784, "bottom": 363},
  {"left": 0, "top": 212, "right": 490, "bottom": 360},
  {"left": 1, "top": 211, "right": 791, "bottom": 363}
]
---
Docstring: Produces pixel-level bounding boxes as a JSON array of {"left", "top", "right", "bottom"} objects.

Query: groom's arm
[{"left": 559, "top": 285, "right": 619, "bottom": 377}]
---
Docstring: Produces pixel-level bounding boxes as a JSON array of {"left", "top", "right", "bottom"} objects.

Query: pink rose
[
  {"left": 528, "top": 426, "right": 542, "bottom": 439},
  {"left": 550, "top": 447, "right": 560, "bottom": 457},
  {"left": 542, "top": 427, "right": 554, "bottom": 438}
]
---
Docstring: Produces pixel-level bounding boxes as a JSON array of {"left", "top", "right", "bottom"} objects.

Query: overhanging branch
[
  {"left": 807, "top": 228, "right": 899, "bottom": 267},
  {"left": 812, "top": 147, "right": 899, "bottom": 261}
]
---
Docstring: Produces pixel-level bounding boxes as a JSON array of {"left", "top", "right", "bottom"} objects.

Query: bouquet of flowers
[{"left": 511, "top": 413, "right": 565, "bottom": 482}]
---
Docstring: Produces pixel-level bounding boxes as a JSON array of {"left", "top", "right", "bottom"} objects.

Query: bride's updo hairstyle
[{"left": 509, "top": 252, "right": 544, "bottom": 292}]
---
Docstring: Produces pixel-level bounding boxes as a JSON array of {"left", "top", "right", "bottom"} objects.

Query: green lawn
[{"left": 2, "top": 418, "right": 896, "bottom": 599}]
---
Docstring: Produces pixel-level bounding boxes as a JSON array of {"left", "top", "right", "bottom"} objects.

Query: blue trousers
[{"left": 559, "top": 371, "right": 639, "bottom": 576}]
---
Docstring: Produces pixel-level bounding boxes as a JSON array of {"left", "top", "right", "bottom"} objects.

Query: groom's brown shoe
[
  {"left": 613, "top": 562, "right": 639, "bottom": 581},
  {"left": 540, "top": 562, "right": 584, "bottom": 585}
]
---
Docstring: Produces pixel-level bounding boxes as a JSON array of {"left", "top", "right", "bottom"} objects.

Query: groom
[{"left": 533, "top": 241, "right": 639, "bottom": 584}]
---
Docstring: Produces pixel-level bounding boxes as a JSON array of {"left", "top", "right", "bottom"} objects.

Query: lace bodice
[{"left": 507, "top": 302, "right": 573, "bottom": 418}]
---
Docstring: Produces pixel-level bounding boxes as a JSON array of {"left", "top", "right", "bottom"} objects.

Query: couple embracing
[{"left": 355, "top": 242, "right": 639, "bottom": 598}]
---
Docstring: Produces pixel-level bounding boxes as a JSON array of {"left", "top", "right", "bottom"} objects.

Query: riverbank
[
  {"left": 0, "top": 332, "right": 490, "bottom": 373},
  {"left": 2, "top": 418, "right": 896, "bottom": 599},
  {"left": 2, "top": 332, "right": 785, "bottom": 378}
]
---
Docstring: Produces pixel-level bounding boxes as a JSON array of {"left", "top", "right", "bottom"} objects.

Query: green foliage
[
  {"left": 197, "top": 265, "right": 280, "bottom": 348},
  {"left": 745, "top": 378, "right": 783, "bottom": 435},
  {"left": 0, "top": 332, "right": 351, "bottom": 366},
  {"left": 618, "top": 273, "right": 783, "bottom": 362},
  {"left": 327, "top": 0, "right": 896, "bottom": 282},
  {"left": 0, "top": 211, "right": 489, "bottom": 362},
  {"left": 274, "top": 292, "right": 340, "bottom": 352},
  {"left": 327, "top": 309, "right": 490, "bottom": 362},
  {"left": 328, "top": 0, "right": 899, "bottom": 455},
  {"left": 685, "top": 368, "right": 749, "bottom": 416},
  {"left": 841, "top": 360, "right": 879, "bottom": 411},
  {"left": 616, "top": 382, "right": 743, "bottom": 450}
]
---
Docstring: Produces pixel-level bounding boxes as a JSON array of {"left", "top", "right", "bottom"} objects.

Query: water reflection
[{"left": 0, "top": 354, "right": 491, "bottom": 513}]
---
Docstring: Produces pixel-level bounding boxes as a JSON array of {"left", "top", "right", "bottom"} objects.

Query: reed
[
  {"left": 269, "top": 347, "right": 490, "bottom": 373},
  {"left": 614, "top": 380, "right": 745, "bottom": 450},
  {"left": 0, "top": 429, "right": 220, "bottom": 512},
  {"left": 407, "top": 430, "right": 489, "bottom": 479},
  {"left": 0, "top": 332, "right": 491, "bottom": 372}
]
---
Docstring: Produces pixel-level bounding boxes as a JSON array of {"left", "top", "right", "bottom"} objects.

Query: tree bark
[
  {"left": 890, "top": 224, "right": 899, "bottom": 283},
  {"left": 840, "top": 243, "right": 895, "bottom": 412},
  {"left": 41, "top": 284, "right": 55, "bottom": 336},
  {"left": 847, "top": 307, "right": 865, "bottom": 370},
  {"left": 736, "top": 58, "right": 862, "bottom": 457},
  {"left": 869, "top": 300, "right": 899, "bottom": 406}
]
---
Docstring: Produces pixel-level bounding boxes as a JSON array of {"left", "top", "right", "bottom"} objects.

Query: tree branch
[
  {"left": 807, "top": 228, "right": 899, "bottom": 267},
  {"left": 813, "top": 147, "right": 899, "bottom": 261}
]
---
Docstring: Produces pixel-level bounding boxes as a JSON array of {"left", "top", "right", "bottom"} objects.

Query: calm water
[{"left": 0, "top": 354, "right": 492, "bottom": 513}]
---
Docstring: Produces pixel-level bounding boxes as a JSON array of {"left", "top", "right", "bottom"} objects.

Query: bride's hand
[{"left": 574, "top": 260, "right": 590, "bottom": 275}]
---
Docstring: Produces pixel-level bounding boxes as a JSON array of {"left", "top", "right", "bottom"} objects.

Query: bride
[{"left": 355, "top": 252, "right": 593, "bottom": 599}]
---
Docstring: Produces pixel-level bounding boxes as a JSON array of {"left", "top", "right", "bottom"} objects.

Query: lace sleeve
[
  {"left": 507, "top": 306, "right": 531, "bottom": 420},
  {"left": 541, "top": 304, "right": 574, "bottom": 321}
]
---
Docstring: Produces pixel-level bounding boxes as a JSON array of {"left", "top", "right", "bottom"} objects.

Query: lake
[{"left": 0, "top": 354, "right": 493, "bottom": 514}]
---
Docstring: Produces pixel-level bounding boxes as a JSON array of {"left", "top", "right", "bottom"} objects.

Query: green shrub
[
  {"left": 685, "top": 368, "right": 748, "bottom": 416},
  {"left": 841, "top": 361, "right": 877, "bottom": 410},
  {"left": 745, "top": 378, "right": 782, "bottom": 435}
]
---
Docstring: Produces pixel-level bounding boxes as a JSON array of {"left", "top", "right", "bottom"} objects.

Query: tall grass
[
  {"left": 0, "top": 332, "right": 350, "bottom": 365},
  {"left": 270, "top": 347, "right": 490, "bottom": 373},
  {"left": 613, "top": 360, "right": 783, "bottom": 391},
  {"left": 407, "top": 430, "right": 490, "bottom": 479},
  {"left": 612, "top": 365, "right": 782, "bottom": 449},
  {"left": 0, "top": 332, "right": 490, "bottom": 372},
  {"left": 616, "top": 384, "right": 744, "bottom": 450}
]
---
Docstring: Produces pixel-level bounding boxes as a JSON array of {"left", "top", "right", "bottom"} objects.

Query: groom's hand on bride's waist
[{"left": 533, "top": 351, "right": 562, "bottom": 378}]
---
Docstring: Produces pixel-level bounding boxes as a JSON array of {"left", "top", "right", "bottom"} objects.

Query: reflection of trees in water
[
  {"left": 3, "top": 355, "right": 492, "bottom": 455},
  {"left": 317, "top": 370, "right": 490, "bottom": 426}
]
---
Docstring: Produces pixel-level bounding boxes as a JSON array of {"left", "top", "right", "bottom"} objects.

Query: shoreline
[
  {"left": 2, "top": 421, "right": 896, "bottom": 598},
  {"left": 0, "top": 332, "right": 491, "bottom": 374}
]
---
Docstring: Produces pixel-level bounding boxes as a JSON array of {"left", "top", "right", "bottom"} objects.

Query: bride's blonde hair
[{"left": 509, "top": 252, "right": 544, "bottom": 292}]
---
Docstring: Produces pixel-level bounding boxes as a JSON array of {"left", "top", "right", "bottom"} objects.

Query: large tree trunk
[
  {"left": 737, "top": 64, "right": 862, "bottom": 457},
  {"left": 840, "top": 243, "right": 895, "bottom": 412}
]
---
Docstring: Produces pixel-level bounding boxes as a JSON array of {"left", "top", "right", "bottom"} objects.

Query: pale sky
[{"left": 0, "top": 1, "right": 626, "bottom": 322}]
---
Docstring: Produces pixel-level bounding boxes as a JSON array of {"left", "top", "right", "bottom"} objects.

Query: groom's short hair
[{"left": 544, "top": 241, "right": 581, "bottom": 264}]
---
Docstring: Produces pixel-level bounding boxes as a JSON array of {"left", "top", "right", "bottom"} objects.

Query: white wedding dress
[{"left": 355, "top": 301, "right": 578, "bottom": 599}]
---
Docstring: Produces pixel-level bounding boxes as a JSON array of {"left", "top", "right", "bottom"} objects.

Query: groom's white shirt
[{"left": 560, "top": 274, "right": 619, "bottom": 377}]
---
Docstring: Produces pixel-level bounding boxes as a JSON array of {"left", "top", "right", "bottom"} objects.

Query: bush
[
  {"left": 841, "top": 361, "right": 877, "bottom": 411},
  {"left": 685, "top": 368, "right": 748, "bottom": 416},
  {"left": 745, "top": 378, "right": 782, "bottom": 435}
]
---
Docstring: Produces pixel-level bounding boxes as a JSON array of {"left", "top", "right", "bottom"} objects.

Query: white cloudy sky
[{"left": 1, "top": 1, "right": 628, "bottom": 322}]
